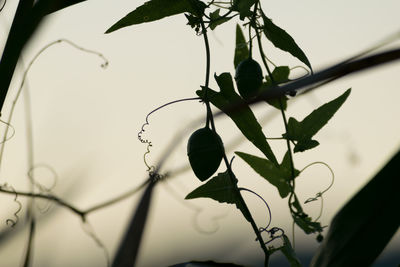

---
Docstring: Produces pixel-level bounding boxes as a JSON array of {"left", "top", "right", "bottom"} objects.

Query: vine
[{"left": 107, "top": 0, "right": 352, "bottom": 265}]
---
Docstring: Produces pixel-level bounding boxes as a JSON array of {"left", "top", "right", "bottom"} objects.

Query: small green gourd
[
  {"left": 234, "top": 58, "right": 263, "bottom": 100},
  {"left": 187, "top": 127, "right": 224, "bottom": 181}
]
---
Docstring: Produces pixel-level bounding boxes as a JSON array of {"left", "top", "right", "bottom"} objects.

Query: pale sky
[{"left": 0, "top": 1, "right": 399, "bottom": 266}]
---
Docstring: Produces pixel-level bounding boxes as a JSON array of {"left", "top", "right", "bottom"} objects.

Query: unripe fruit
[
  {"left": 234, "top": 58, "right": 263, "bottom": 100},
  {"left": 187, "top": 127, "right": 224, "bottom": 181}
]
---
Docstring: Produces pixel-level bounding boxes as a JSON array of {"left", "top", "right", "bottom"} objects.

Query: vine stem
[
  {"left": 199, "top": 17, "right": 270, "bottom": 267},
  {"left": 254, "top": 10, "right": 299, "bottom": 232}
]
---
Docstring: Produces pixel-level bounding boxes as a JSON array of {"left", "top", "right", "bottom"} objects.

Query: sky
[{"left": 0, "top": 0, "right": 399, "bottom": 266}]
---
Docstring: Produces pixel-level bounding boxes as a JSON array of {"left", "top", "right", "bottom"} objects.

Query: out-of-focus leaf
[
  {"left": 231, "top": 0, "right": 257, "bottom": 20},
  {"left": 112, "top": 181, "right": 155, "bottom": 267},
  {"left": 234, "top": 24, "right": 249, "bottom": 68},
  {"left": 284, "top": 89, "right": 351, "bottom": 152},
  {"left": 311, "top": 149, "right": 400, "bottom": 267},
  {"left": 105, "top": 0, "right": 206, "bottom": 33},
  {"left": 261, "top": 11, "right": 312, "bottom": 70},
  {"left": 197, "top": 73, "right": 278, "bottom": 165},
  {"left": 235, "top": 151, "right": 299, "bottom": 198},
  {"left": 209, "top": 9, "right": 231, "bottom": 30},
  {"left": 262, "top": 66, "right": 290, "bottom": 110},
  {"left": 185, "top": 171, "right": 251, "bottom": 222},
  {"left": 170, "top": 260, "right": 245, "bottom": 266}
]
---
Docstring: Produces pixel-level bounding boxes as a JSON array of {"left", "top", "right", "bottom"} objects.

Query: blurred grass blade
[
  {"left": 112, "top": 180, "right": 155, "bottom": 267},
  {"left": 22, "top": 217, "right": 35, "bottom": 267},
  {"left": 311, "top": 148, "right": 400, "bottom": 267}
]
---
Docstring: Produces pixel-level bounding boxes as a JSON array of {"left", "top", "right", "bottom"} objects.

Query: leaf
[
  {"left": 262, "top": 66, "right": 290, "bottom": 110},
  {"left": 197, "top": 73, "right": 278, "bottom": 165},
  {"left": 105, "top": 0, "right": 206, "bottom": 33},
  {"left": 267, "top": 66, "right": 291, "bottom": 84},
  {"left": 310, "top": 148, "right": 400, "bottom": 267},
  {"left": 284, "top": 89, "right": 351, "bottom": 152},
  {"left": 235, "top": 151, "right": 299, "bottom": 198},
  {"left": 280, "top": 235, "right": 302, "bottom": 267},
  {"left": 293, "top": 139, "right": 320, "bottom": 153},
  {"left": 185, "top": 171, "right": 251, "bottom": 222},
  {"left": 209, "top": 9, "right": 231, "bottom": 30},
  {"left": 234, "top": 24, "right": 249, "bottom": 69},
  {"left": 261, "top": 11, "right": 312, "bottom": 70},
  {"left": 232, "top": 0, "right": 257, "bottom": 20}
]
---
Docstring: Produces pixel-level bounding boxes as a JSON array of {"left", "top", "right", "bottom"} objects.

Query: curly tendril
[
  {"left": 138, "top": 97, "right": 201, "bottom": 171},
  {"left": 239, "top": 187, "right": 272, "bottom": 229},
  {"left": 1, "top": 183, "right": 22, "bottom": 227},
  {"left": 300, "top": 161, "right": 335, "bottom": 203},
  {"left": 259, "top": 227, "right": 285, "bottom": 245},
  {"left": 299, "top": 161, "right": 335, "bottom": 222},
  {"left": 238, "top": 187, "right": 285, "bottom": 245}
]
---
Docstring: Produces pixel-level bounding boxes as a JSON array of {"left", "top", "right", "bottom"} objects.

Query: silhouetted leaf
[
  {"left": 261, "top": 11, "right": 312, "bottom": 70},
  {"left": 234, "top": 24, "right": 249, "bottom": 68},
  {"left": 197, "top": 73, "right": 278, "bottom": 165},
  {"left": 185, "top": 171, "right": 251, "bottom": 222},
  {"left": 235, "top": 151, "right": 299, "bottom": 198},
  {"left": 284, "top": 89, "right": 351, "bottom": 152},
  {"left": 311, "top": 148, "right": 400, "bottom": 267},
  {"left": 232, "top": 0, "right": 257, "bottom": 20},
  {"left": 293, "top": 139, "right": 320, "bottom": 153},
  {"left": 105, "top": 0, "right": 206, "bottom": 33},
  {"left": 209, "top": 9, "right": 231, "bottom": 30},
  {"left": 262, "top": 66, "right": 290, "bottom": 110}
]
